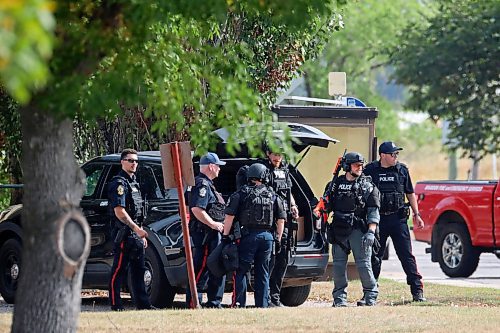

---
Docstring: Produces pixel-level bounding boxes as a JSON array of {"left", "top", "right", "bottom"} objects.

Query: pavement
[{"left": 380, "top": 232, "right": 500, "bottom": 290}]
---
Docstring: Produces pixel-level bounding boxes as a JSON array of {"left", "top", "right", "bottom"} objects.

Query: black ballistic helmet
[
  {"left": 342, "top": 152, "right": 365, "bottom": 172},
  {"left": 247, "top": 163, "right": 269, "bottom": 182}
]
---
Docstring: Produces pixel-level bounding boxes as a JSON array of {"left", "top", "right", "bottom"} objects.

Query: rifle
[
  {"left": 286, "top": 187, "right": 298, "bottom": 255},
  {"left": 313, "top": 149, "right": 347, "bottom": 224}
]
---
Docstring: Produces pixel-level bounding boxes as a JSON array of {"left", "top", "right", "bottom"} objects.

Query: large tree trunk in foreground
[{"left": 12, "top": 107, "right": 90, "bottom": 333}]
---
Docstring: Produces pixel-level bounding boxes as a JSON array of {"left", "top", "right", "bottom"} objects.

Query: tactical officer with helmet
[
  {"left": 223, "top": 163, "right": 286, "bottom": 308},
  {"left": 256, "top": 147, "right": 299, "bottom": 307},
  {"left": 323, "top": 152, "right": 381, "bottom": 307},
  {"left": 186, "top": 152, "right": 227, "bottom": 308},
  {"left": 108, "top": 148, "right": 153, "bottom": 311},
  {"left": 364, "top": 141, "right": 426, "bottom": 302}
]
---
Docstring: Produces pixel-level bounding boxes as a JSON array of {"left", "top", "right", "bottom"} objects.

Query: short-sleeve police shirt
[
  {"left": 189, "top": 173, "right": 217, "bottom": 222},
  {"left": 108, "top": 170, "right": 134, "bottom": 210}
]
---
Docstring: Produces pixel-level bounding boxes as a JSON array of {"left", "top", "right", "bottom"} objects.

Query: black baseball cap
[
  {"left": 199, "top": 152, "right": 226, "bottom": 166},
  {"left": 379, "top": 141, "right": 403, "bottom": 154}
]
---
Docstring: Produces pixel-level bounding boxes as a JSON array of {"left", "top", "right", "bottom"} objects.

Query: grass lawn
[{"left": 0, "top": 279, "right": 498, "bottom": 332}]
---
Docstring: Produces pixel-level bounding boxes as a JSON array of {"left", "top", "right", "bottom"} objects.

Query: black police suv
[{"left": 0, "top": 123, "right": 337, "bottom": 307}]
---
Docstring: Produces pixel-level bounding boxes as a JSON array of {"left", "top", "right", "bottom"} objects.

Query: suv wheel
[
  {"left": 437, "top": 223, "right": 479, "bottom": 277},
  {"left": 0, "top": 239, "right": 22, "bottom": 304},
  {"left": 280, "top": 283, "right": 311, "bottom": 307},
  {"left": 143, "top": 246, "right": 175, "bottom": 308}
]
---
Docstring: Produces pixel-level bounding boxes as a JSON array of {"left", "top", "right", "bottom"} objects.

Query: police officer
[
  {"left": 364, "top": 141, "right": 426, "bottom": 302},
  {"left": 323, "top": 152, "right": 380, "bottom": 307},
  {"left": 186, "top": 152, "right": 226, "bottom": 308},
  {"left": 257, "top": 148, "right": 299, "bottom": 307},
  {"left": 223, "top": 163, "right": 286, "bottom": 308},
  {"left": 108, "top": 148, "right": 153, "bottom": 311}
]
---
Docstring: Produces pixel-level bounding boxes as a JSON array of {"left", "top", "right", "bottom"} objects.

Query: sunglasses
[
  {"left": 123, "top": 158, "right": 139, "bottom": 164},
  {"left": 388, "top": 152, "right": 399, "bottom": 157}
]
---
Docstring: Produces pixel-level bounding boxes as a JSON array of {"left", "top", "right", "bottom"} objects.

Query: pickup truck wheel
[
  {"left": 0, "top": 239, "right": 22, "bottom": 304},
  {"left": 280, "top": 283, "right": 311, "bottom": 307},
  {"left": 437, "top": 224, "right": 479, "bottom": 277},
  {"left": 130, "top": 246, "right": 175, "bottom": 308}
]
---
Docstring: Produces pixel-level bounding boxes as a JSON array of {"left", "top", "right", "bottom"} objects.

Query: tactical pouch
[
  {"left": 398, "top": 203, "right": 410, "bottom": 220},
  {"left": 381, "top": 193, "right": 404, "bottom": 215}
]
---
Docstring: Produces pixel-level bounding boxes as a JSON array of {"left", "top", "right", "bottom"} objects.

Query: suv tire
[
  {"left": 142, "top": 246, "right": 175, "bottom": 308},
  {"left": 0, "top": 238, "right": 22, "bottom": 304},
  {"left": 280, "top": 283, "right": 311, "bottom": 307}
]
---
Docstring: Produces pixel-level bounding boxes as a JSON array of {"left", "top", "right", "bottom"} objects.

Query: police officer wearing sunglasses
[
  {"left": 364, "top": 141, "right": 426, "bottom": 302},
  {"left": 108, "top": 149, "right": 154, "bottom": 311}
]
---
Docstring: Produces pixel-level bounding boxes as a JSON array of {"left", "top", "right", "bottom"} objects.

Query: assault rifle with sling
[{"left": 313, "top": 149, "right": 347, "bottom": 223}]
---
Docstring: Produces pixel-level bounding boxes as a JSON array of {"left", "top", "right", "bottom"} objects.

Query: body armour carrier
[
  {"left": 208, "top": 184, "right": 226, "bottom": 223},
  {"left": 238, "top": 185, "right": 274, "bottom": 229},
  {"left": 330, "top": 175, "right": 373, "bottom": 241},
  {"left": 375, "top": 163, "right": 405, "bottom": 214},
  {"left": 267, "top": 164, "right": 291, "bottom": 200},
  {"left": 112, "top": 175, "right": 144, "bottom": 223}
]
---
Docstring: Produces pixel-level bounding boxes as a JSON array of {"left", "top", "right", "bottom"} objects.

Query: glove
[
  {"left": 274, "top": 239, "right": 281, "bottom": 254},
  {"left": 361, "top": 230, "right": 375, "bottom": 252},
  {"left": 222, "top": 235, "right": 232, "bottom": 244}
]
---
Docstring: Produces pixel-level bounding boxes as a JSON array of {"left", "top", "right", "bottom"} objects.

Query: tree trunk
[
  {"left": 470, "top": 152, "right": 480, "bottom": 180},
  {"left": 12, "top": 106, "right": 90, "bottom": 333}
]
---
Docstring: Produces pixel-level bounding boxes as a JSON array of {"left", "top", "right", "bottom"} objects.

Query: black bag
[
  {"left": 207, "top": 243, "right": 226, "bottom": 278},
  {"left": 222, "top": 243, "right": 239, "bottom": 272}
]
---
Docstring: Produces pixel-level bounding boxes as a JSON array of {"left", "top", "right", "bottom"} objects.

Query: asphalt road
[{"left": 381, "top": 233, "right": 500, "bottom": 290}]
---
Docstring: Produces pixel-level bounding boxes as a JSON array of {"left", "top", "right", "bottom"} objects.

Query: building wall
[{"left": 295, "top": 126, "right": 372, "bottom": 198}]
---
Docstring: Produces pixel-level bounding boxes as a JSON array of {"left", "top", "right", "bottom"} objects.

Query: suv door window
[{"left": 82, "top": 164, "right": 106, "bottom": 198}]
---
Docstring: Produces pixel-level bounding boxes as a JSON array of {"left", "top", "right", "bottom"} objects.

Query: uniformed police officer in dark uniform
[
  {"left": 223, "top": 163, "right": 286, "bottom": 308},
  {"left": 323, "top": 152, "right": 380, "bottom": 307},
  {"left": 257, "top": 148, "right": 299, "bottom": 307},
  {"left": 108, "top": 148, "right": 153, "bottom": 311},
  {"left": 186, "top": 152, "right": 226, "bottom": 308},
  {"left": 364, "top": 141, "right": 426, "bottom": 302}
]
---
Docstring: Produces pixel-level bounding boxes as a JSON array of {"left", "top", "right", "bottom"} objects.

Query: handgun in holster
[{"left": 114, "top": 226, "right": 128, "bottom": 243}]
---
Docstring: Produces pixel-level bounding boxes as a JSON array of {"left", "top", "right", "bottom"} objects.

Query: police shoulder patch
[
  {"left": 117, "top": 185, "right": 125, "bottom": 195},
  {"left": 199, "top": 187, "right": 207, "bottom": 198}
]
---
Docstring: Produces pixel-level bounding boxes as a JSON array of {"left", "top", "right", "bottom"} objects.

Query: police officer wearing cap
[
  {"left": 364, "top": 141, "right": 426, "bottom": 302},
  {"left": 223, "top": 163, "right": 286, "bottom": 308},
  {"left": 257, "top": 147, "right": 299, "bottom": 307},
  {"left": 108, "top": 148, "right": 153, "bottom": 311},
  {"left": 323, "top": 152, "right": 380, "bottom": 307},
  {"left": 186, "top": 152, "right": 226, "bottom": 308}
]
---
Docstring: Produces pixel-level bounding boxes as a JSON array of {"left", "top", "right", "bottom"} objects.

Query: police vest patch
[
  {"left": 117, "top": 185, "right": 124, "bottom": 195},
  {"left": 199, "top": 187, "right": 207, "bottom": 197}
]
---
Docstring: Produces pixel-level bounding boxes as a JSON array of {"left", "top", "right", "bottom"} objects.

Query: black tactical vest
[
  {"left": 207, "top": 184, "right": 226, "bottom": 222},
  {"left": 113, "top": 175, "right": 143, "bottom": 223},
  {"left": 268, "top": 164, "right": 291, "bottom": 201},
  {"left": 374, "top": 165, "right": 405, "bottom": 214},
  {"left": 238, "top": 185, "right": 274, "bottom": 229},
  {"left": 330, "top": 176, "right": 373, "bottom": 240}
]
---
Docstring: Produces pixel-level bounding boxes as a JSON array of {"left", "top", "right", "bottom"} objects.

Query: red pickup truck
[{"left": 413, "top": 180, "right": 500, "bottom": 277}]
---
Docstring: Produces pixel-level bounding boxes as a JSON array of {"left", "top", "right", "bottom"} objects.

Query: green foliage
[
  {"left": 390, "top": 0, "right": 500, "bottom": 158},
  {"left": 0, "top": 88, "right": 22, "bottom": 208},
  {"left": 1, "top": 1, "right": 348, "bottom": 162},
  {"left": 0, "top": 0, "right": 55, "bottom": 103},
  {"left": 67, "top": 2, "right": 346, "bottom": 159},
  {"left": 302, "top": 0, "right": 430, "bottom": 141}
]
